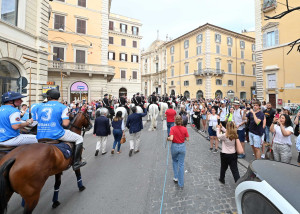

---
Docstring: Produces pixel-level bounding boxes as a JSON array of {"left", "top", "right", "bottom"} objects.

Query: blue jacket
[
  {"left": 126, "top": 109, "right": 147, "bottom": 134},
  {"left": 93, "top": 116, "right": 111, "bottom": 136}
]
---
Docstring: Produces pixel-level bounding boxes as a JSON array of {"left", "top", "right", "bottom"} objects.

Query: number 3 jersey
[{"left": 35, "top": 101, "right": 69, "bottom": 140}]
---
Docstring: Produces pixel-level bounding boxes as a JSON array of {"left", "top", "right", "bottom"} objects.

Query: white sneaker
[
  {"left": 261, "top": 154, "right": 265, "bottom": 159},
  {"left": 173, "top": 178, "right": 178, "bottom": 182}
]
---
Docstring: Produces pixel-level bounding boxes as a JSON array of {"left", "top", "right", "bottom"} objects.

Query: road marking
[{"left": 162, "top": 120, "right": 167, "bottom": 131}]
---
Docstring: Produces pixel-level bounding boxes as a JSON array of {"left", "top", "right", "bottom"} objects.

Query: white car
[{"left": 235, "top": 160, "right": 300, "bottom": 214}]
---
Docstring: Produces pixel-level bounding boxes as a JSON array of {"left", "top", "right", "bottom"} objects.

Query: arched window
[
  {"left": 171, "top": 89, "right": 175, "bottom": 96},
  {"left": 196, "top": 90, "right": 203, "bottom": 99},
  {"left": 184, "top": 91, "right": 190, "bottom": 99},
  {"left": 119, "top": 87, "right": 127, "bottom": 97},
  {"left": 0, "top": 60, "right": 21, "bottom": 95},
  {"left": 215, "top": 90, "right": 223, "bottom": 98}
]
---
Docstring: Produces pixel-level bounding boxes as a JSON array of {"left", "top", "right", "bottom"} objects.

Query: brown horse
[{"left": 0, "top": 110, "right": 92, "bottom": 214}]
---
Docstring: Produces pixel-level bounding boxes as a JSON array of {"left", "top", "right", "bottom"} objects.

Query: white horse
[
  {"left": 159, "top": 102, "right": 168, "bottom": 120},
  {"left": 114, "top": 103, "right": 119, "bottom": 110},
  {"left": 148, "top": 104, "right": 159, "bottom": 131},
  {"left": 129, "top": 103, "right": 143, "bottom": 114},
  {"left": 115, "top": 107, "right": 128, "bottom": 123},
  {"left": 144, "top": 103, "right": 151, "bottom": 121},
  {"left": 167, "top": 101, "right": 176, "bottom": 110}
]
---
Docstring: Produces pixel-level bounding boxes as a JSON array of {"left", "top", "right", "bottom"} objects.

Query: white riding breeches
[
  {"left": 0, "top": 134, "right": 37, "bottom": 146},
  {"left": 59, "top": 130, "right": 83, "bottom": 145}
]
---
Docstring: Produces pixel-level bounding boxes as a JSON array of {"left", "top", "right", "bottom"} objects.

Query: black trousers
[
  {"left": 194, "top": 113, "right": 200, "bottom": 130},
  {"left": 220, "top": 152, "right": 240, "bottom": 182}
]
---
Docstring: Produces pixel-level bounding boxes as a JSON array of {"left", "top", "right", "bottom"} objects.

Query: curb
[{"left": 190, "top": 125, "right": 249, "bottom": 169}]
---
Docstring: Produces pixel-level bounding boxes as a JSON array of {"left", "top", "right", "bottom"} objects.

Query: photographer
[{"left": 270, "top": 114, "right": 294, "bottom": 164}]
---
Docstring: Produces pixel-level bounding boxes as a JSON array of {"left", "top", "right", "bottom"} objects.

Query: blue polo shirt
[{"left": 0, "top": 105, "right": 22, "bottom": 142}]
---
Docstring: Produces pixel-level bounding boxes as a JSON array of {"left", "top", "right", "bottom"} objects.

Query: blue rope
[{"left": 160, "top": 127, "right": 170, "bottom": 214}]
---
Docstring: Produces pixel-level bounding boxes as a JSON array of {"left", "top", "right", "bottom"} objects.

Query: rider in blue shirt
[
  {"left": 0, "top": 91, "right": 37, "bottom": 146},
  {"left": 35, "top": 89, "right": 86, "bottom": 170}
]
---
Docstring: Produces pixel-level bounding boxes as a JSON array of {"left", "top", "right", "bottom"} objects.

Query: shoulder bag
[{"left": 120, "top": 135, "right": 126, "bottom": 144}]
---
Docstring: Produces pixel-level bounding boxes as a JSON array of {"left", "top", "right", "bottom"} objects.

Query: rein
[{"left": 69, "top": 111, "right": 92, "bottom": 137}]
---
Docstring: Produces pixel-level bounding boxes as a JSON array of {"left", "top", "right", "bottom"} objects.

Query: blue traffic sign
[{"left": 77, "top": 86, "right": 85, "bottom": 90}]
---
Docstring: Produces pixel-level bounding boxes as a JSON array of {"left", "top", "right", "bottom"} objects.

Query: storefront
[
  {"left": 70, "top": 81, "right": 89, "bottom": 103},
  {"left": 0, "top": 60, "right": 21, "bottom": 95}
]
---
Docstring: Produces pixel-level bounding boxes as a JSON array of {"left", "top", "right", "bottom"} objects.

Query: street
[{"left": 6, "top": 118, "right": 246, "bottom": 214}]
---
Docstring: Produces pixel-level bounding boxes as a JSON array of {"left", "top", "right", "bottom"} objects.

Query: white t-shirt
[
  {"left": 233, "top": 109, "right": 245, "bottom": 130},
  {"left": 273, "top": 125, "right": 294, "bottom": 145},
  {"left": 219, "top": 107, "right": 228, "bottom": 122},
  {"left": 209, "top": 114, "right": 218, "bottom": 127}
]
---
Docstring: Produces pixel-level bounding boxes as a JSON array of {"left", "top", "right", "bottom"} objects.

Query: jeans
[
  {"left": 113, "top": 129, "right": 122, "bottom": 151},
  {"left": 265, "top": 126, "right": 271, "bottom": 143},
  {"left": 220, "top": 152, "right": 240, "bottom": 182},
  {"left": 167, "top": 122, "right": 175, "bottom": 136},
  {"left": 171, "top": 143, "right": 186, "bottom": 187}
]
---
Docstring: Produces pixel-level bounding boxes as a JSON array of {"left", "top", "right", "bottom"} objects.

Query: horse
[
  {"left": 148, "top": 104, "right": 159, "bottom": 131},
  {"left": 168, "top": 101, "right": 176, "bottom": 110},
  {"left": 115, "top": 106, "right": 128, "bottom": 123},
  {"left": 144, "top": 103, "right": 151, "bottom": 121},
  {"left": 159, "top": 102, "right": 168, "bottom": 121},
  {"left": 128, "top": 103, "right": 143, "bottom": 114},
  {"left": 0, "top": 110, "right": 92, "bottom": 214}
]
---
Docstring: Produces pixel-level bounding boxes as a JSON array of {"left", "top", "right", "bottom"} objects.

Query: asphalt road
[{"left": 6, "top": 118, "right": 245, "bottom": 214}]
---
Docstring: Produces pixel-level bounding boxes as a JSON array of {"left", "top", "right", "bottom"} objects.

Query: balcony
[
  {"left": 263, "top": 0, "right": 277, "bottom": 12},
  {"left": 194, "top": 68, "right": 224, "bottom": 76},
  {"left": 48, "top": 60, "right": 115, "bottom": 81}
]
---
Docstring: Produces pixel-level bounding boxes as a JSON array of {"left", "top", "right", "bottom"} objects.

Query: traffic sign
[
  {"left": 77, "top": 86, "right": 85, "bottom": 90},
  {"left": 17, "top": 77, "right": 28, "bottom": 88}
]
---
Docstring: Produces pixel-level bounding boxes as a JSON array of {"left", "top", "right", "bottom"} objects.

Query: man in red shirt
[{"left": 165, "top": 104, "right": 177, "bottom": 136}]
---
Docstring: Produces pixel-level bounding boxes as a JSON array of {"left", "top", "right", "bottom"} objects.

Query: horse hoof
[
  {"left": 52, "top": 201, "right": 61, "bottom": 208},
  {"left": 79, "top": 186, "right": 86, "bottom": 192}
]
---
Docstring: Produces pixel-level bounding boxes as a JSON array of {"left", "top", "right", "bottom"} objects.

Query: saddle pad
[{"left": 53, "top": 143, "right": 72, "bottom": 159}]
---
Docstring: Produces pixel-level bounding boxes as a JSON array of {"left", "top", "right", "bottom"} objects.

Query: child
[{"left": 216, "top": 122, "right": 241, "bottom": 184}]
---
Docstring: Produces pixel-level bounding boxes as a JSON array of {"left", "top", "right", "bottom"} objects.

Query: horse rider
[
  {"left": 135, "top": 93, "right": 144, "bottom": 110},
  {"left": 131, "top": 94, "right": 138, "bottom": 106},
  {"left": 141, "top": 93, "right": 146, "bottom": 105},
  {"left": 148, "top": 92, "right": 160, "bottom": 111},
  {"left": 119, "top": 94, "right": 130, "bottom": 115},
  {"left": 0, "top": 91, "right": 37, "bottom": 147},
  {"left": 102, "top": 94, "right": 114, "bottom": 118},
  {"left": 163, "top": 93, "right": 170, "bottom": 103},
  {"left": 35, "top": 89, "right": 86, "bottom": 170}
]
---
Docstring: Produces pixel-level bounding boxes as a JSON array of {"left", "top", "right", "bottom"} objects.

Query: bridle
[{"left": 70, "top": 111, "right": 93, "bottom": 137}]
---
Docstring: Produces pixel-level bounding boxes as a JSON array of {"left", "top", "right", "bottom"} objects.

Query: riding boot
[{"left": 73, "top": 143, "right": 86, "bottom": 171}]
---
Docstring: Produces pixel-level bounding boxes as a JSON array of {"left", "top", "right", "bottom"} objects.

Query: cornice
[
  {"left": 109, "top": 30, "right": 143, "bottom": 40},
  {"left": 109, "top": 16, "right": 142, "bottom": 27}
]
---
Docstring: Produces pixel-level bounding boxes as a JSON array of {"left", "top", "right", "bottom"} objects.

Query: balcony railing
[
  {"left": 194, "top": 68, "right": 225, "bottom": 76},
  {"left": 263, "top": 0, "right": 276, "bottom": 12}
]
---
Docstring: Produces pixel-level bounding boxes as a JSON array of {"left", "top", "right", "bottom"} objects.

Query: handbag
[
  {"left": 235, "top": 139, "right": 244, "bottom": 154},
  {"left": 294, "top": 124, "right": 299, "bottom": 137},
  {"left": 120, "top": 136, "right": 126, "bottom": 144},
  {"left": 265, "top": 133, "right": 275, "bottom": 160}
]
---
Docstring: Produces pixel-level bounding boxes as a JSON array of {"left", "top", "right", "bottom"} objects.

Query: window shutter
[
  {"left": 119, "top": 53, "right": 121, "bottom": 61},
  {"left": 113, "top": 52, "right": 115, "bottom": 60},
  {"left": 275, "top": 29, "right": 279, "bottom": 45},
  {"left": 137, "top": 56, "right": 139, "bottom": 63},
  {"left": 125, "top": 54, "right": 127, "bottom": 61},
  {"left": 131, "top": 55, "right": 133, "bottom": 62},
  {"left": 137, "top": 27, "right": 139, "bottom": 35},
  {"left": 215, "top": 33, "right": 217, "bottom": 42},
  {"left": 263, "top": 33, "right": 267, "bottom": 48},
  {"left": 109, "top": 21, "right": 114, "bottom": 30},
  {"left": 125, "top": 25, "right": 128, "bottom": 33}
]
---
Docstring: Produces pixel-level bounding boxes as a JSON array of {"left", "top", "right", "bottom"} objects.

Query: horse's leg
[
  {"left": 75, "top": 169, "right": 86, "bottom": 191},
  {"left": 52, "top": 173, "right": 62, "bottom": 208},
  {"left": 23, "top": 193, "right": 40, "bottom": 214}
]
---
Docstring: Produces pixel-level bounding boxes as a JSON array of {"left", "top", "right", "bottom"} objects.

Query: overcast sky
[{"left": 111, "top": 0, "right": 255, "bottom": 50}]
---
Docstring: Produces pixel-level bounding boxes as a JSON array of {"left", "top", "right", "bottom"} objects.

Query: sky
[{"left": 111, "top": 0, "right": 255, "bottom": 50}]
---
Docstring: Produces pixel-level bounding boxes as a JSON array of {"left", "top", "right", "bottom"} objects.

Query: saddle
[
  {"left": 38, "top": 139, "right": 61, "bottom": 144},
  {"left": 0, "top": 145, "right": 17, "bottom": 152}
]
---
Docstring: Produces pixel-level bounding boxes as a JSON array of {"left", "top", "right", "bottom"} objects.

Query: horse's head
[{"left": 70, "top": 109, "right": 93, "bottom": 135}]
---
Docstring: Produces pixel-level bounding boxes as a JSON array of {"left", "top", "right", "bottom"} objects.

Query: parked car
[{"left": 235, "top": 160, "right": 300, "bottom": 214}]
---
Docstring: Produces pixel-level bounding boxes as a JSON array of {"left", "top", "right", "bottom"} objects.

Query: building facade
[
  {"left": 0, "top": 0, "right": 50, "bottom": 102},
  {"left": 48, "top": 0, "right": 114, "bottom": 103},
  {"left": 255, "top": 0, "right": 300, "bottom": 108},
  {"left": 141, "top": 40, "right": 167, "bottom": 97},
  {"left": 108, "top": 13, "right": 142, "bottom": 98},
  {"left": 165, "top": 23, "right": 256, "bottom": 100}
]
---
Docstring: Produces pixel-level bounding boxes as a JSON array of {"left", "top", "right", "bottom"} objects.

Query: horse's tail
[{"left": 0, "top": 159, "right": 15, "bottom": 214}]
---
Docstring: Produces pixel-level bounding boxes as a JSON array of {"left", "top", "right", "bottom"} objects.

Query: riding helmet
[
  {"left": 1, "top": 91, "right": 27, "bottom": 104},
  {"left": 46, "top": 89, "right": 60, "bottom": 100}
]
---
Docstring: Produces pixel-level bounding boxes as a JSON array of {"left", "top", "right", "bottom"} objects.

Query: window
[
  {"left": 185, "top": 64, "right": 189, "bottom": 74},
  {"left": 196, "top": 34, "right": 203, "bottom": 44},
  {"left": 227, "top": 37, "right": 232, "bottom": 46},
  {"left": 216, "top": 45, "right": 220, "bottom": 54},
  {"left": 120, "top": 53, "right": 127, "bottom": 61},
  {"left": 132, "top": 55, "right": 138, "bottom": 63},
  {"left": 77, "top": 19, "right": 86, "bottom": 34},
  {"left": 132, "top": 26, "right": 139, "bottom": 35},
  {"left": 132, "top": 71, "right": 137, "bottom": 79},
  {"left": 252, "top": 44, "right": 255, "bottom": 51},
  {"left": 241, "top": 80, "right": 245, "bottom": 87},
  {"left": 171, "top": 68, "right": 174, "bottom": 77},
  {"left": 184, "top": 40, "right": 189, "bottom": 49},
  {"left": 54, "top": 14, "right": 65, "bottom": 30},
  {"left": 253, "top": 66, "right": 256, "bottom": 75},
  {"left": 184, "top": 81, "right": 189, "bottom": 86},
  {"left": 241, "top": 50, "right": 244, "bottom": 59},
  {"left": 1, "top": 0, "right": 18, "bottom": 26},
  {"left": 240, "top": 40, "right": 245, "bottom": 49},
  {"left": 109, "top": 37, "right": 114, "bottom": 44},
  {"left": 196, "top": 46, "right": 202, "bottom": 55},
  {"left": 228, "top": 63, "right": 232, "bottom": 73},
  {"left": 253, "top": 82, "right": 256, "bottom": 87},
  {"left": 228, "top": 80, "right": 233, "bottom": 86},
  {"left": 215, "top": 33, "right": 221, "bottom": 43},
  {"left": 108, "top": 52, "right": 115, "bottom": 60},
  {"left": 216, "top": 61, "right": 221, "bottom": 70},
  {"left": 252, "top": 54, "right": 256, "bottom": 61},
  {"left": 120, "top": 23, "right": 127, "bottom": 33},
  {"left": 170, "top": 46, "right": 174, "bottom": 54},
  {"left": 109, "top": 21, "right": 114, "bottom": 30},
  {"left": 228, "top": 47, "right": 232, "bottom": 56},
  {"left": 241, "top": 64, "right": 245, "bottom": 74},
  {"left": 156, "top": 63, "right": 158, "bottom": 72},
  {"left": 196, "top": 79, "right": 202, "bottom": 85},
  {"left": 263, "top": 0, "right": 277, "bottom": 10},
  {"left": 263, "top": 30, "right": 279, "bottom": 48},
  {"left": 121, "top": 39, "right": 126, "bottom": 46},
  {"left": 185, "top": 50, "right": 188, "bottom": 59},
  {"left": 268, "top": 74, "right": 276, "bottom": 88},
  {"left": 76, "top": 50, "right": 85, "bottom": 63},
  {"left": 171, "top": 55, "right": 174, "bottom": 63},
  {"left": 78, "top": 0, "right": 86, "bottom": 7},
  {"left": 133, "top": 41, "right": 137, "bottom": 48},
  {"left": 53, "top": 47, "right": 64, "bottom": 61},
  {"left": 240, "top": 92, "right": 246, "bottom": 99},
  {"left": 216, "top": 79, "right": 222, "bottom": 85},
  {"left": 171, "top": 81, "right": 174, "bottom": 86},
  {"left": 197, "top": 61, "right": 202, "bottom": 71},
  {"left": 121, "top": 70, "right": 126, "bottom": 79}
]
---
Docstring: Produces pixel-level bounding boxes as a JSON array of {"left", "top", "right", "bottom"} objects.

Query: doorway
[{"left": 269, "top": 94, "right": 276, "bottom": 108}]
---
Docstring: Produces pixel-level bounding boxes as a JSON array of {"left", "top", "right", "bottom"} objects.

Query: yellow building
[
  {"left": 48, "top": 0, "right": 114, "bottom": 102},
  {"left": 141, "top": 39, "right": 167, "bottom": 97},
  {"left": 166, "top": 23, "right": 256, "bottom": 100},
  {"left": 108, "top": 13, "right": 142, "bottom": 98},
  {"left": 255, "top": 0, "right": 300, "bottom": 108}
]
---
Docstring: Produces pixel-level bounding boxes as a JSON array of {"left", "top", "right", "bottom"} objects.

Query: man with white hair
[{"left": 93, "top": 108, "right": 111, "bottom": 156}]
